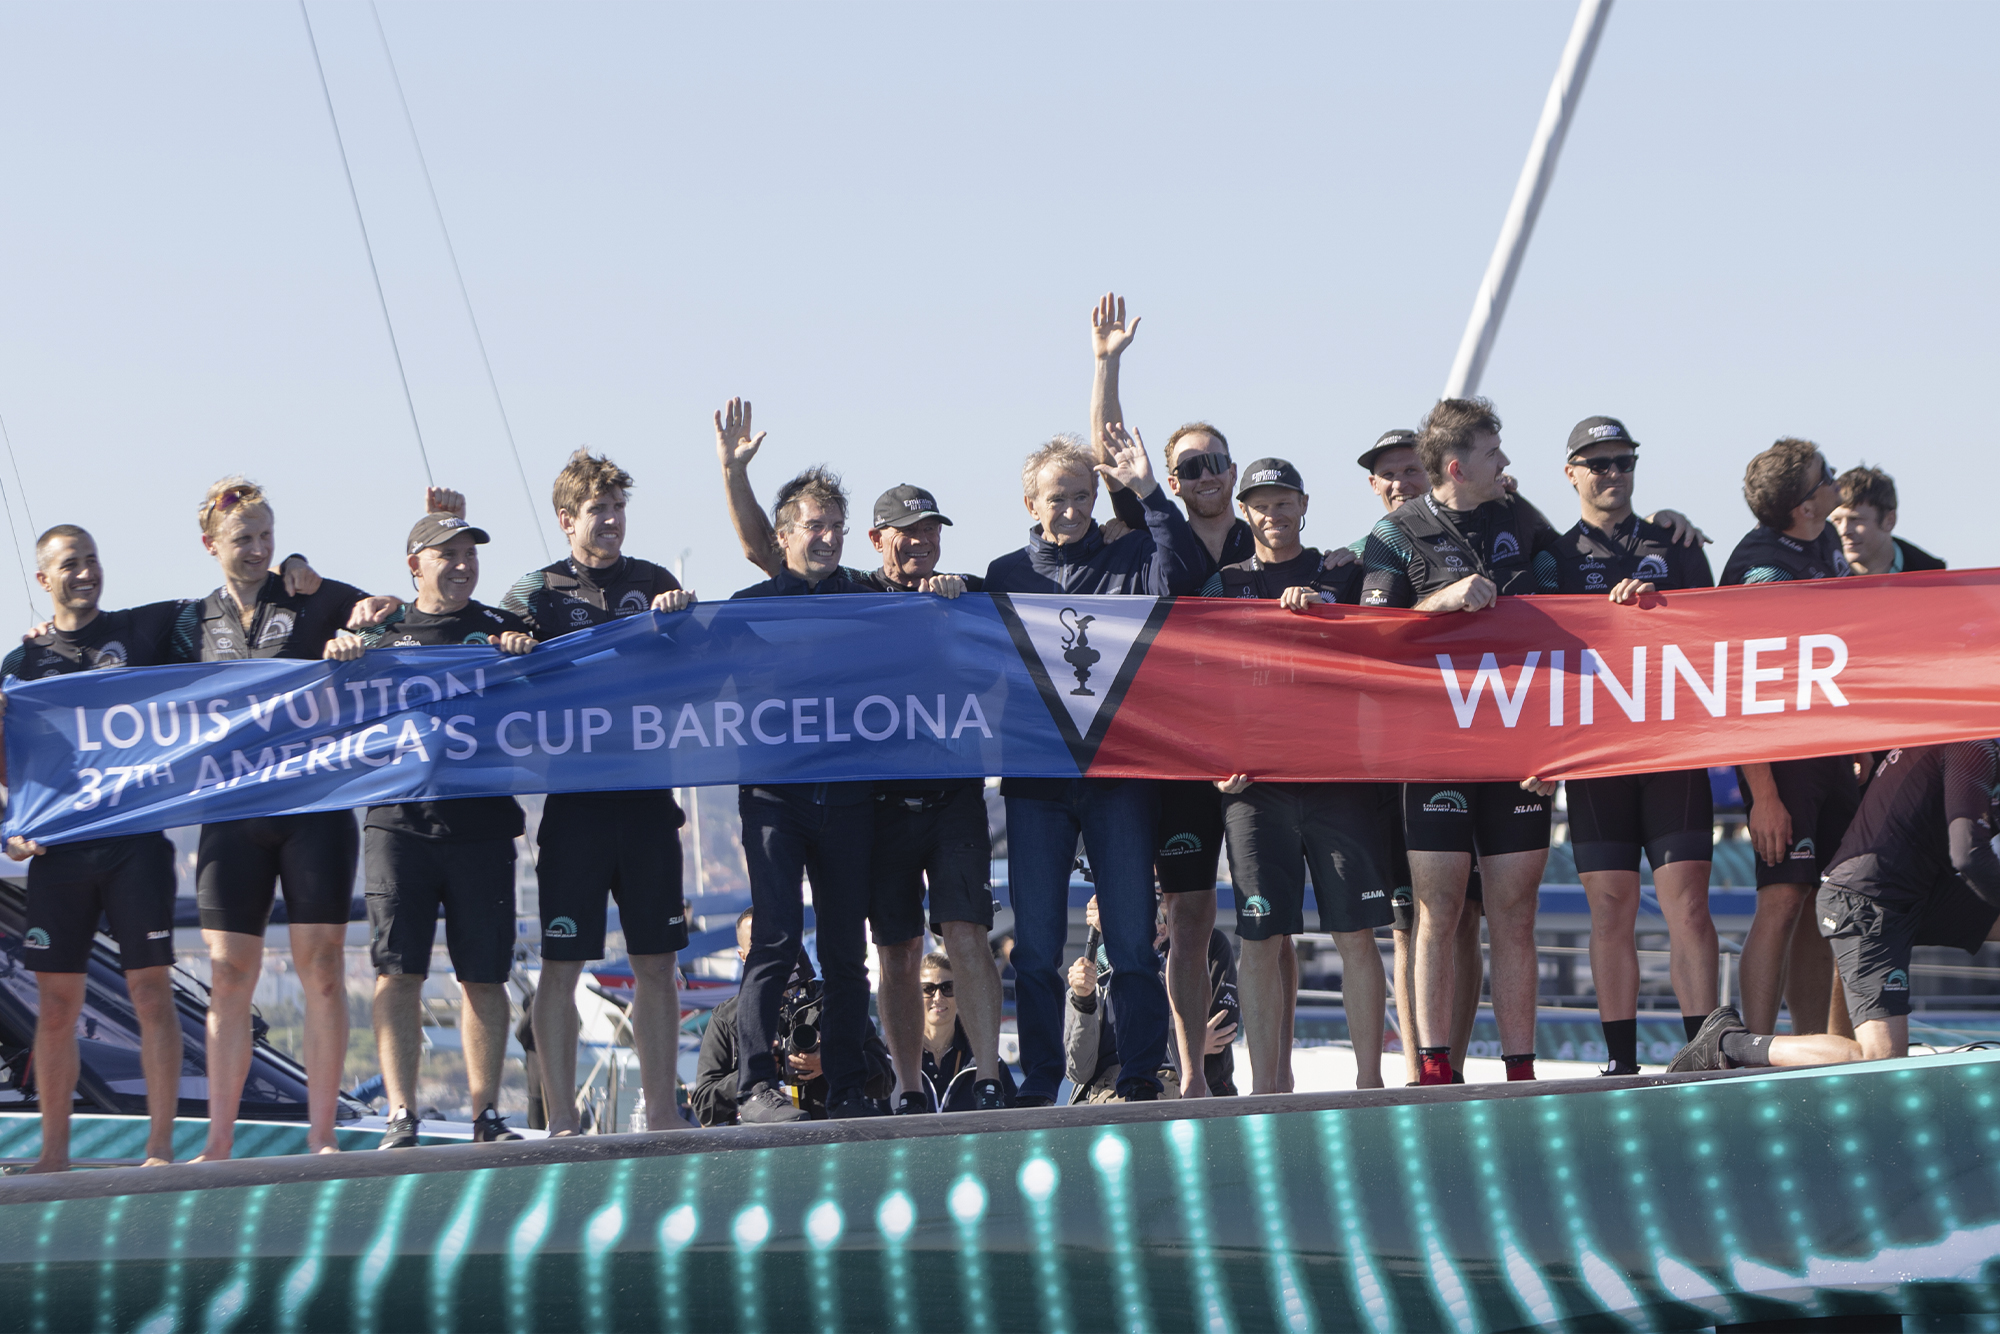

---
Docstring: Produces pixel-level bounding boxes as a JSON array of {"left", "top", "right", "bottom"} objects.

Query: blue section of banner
[{"left": 1, "top": 595, "right": 1079, "bottom": 845}]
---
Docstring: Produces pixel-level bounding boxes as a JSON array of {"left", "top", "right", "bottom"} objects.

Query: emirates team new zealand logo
[
  {"left": 993, "top": 594, "right": 1169, "bottom": 769},
  {"left": 1060, "top": 608, "right": 1100, "bottom": 696}
]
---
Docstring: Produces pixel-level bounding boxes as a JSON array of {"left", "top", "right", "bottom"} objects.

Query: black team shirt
[
  {"left": 1825, "top": 741, "right": 2000, "bottom": 910},
  {"left": 171, "top": 572, "right": 367, "bottom": 663},
  {"left": 3, "top": 602, "right": 183, "bottom": 678},
  {"left": 1549, "top": 514, "right": 1713, "bottom": 594},
  {"left": 1201, "top": 547, "right": 1362, "bottom": 603},
  {"left": 1360, "top": 493, "right": 1560, "bottom": 607},
  {"left": 352, "top": 602, "right": 531, "bottom": 841}
]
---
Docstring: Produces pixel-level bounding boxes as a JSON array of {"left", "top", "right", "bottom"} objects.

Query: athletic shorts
[
  {"left": 536, "top": 791, "right": 688, "bottom": 960},
  {"left": 869, "top": 785, "right": 993, "bottom": 944},
  {"left": 1402, "top": 782, "right": 1552, "bottom": 858},
  {"left": 364, "top": 827, "right": 517, "bottom": 983},
  {"left": 1155, "top": 780, "right": 1225, "bottom": 894},
  {"left": 1222, "top": 783, "right": 1394, "bottom": 939},
  {"left": 1819, "top": 868, "right": 2000, "bottom": 1024},
  {"left": 1564, "top": 769, "right": 1714, "bottom": 875},
  {"left": 23, "top": 834, "right": 177, "bottom": 974},
  {"left": 1738, "top": 755, "right": 1859, "bottom": 888},
  {"left": 195, "top": 810, "right": 359, "bottom": 936}
]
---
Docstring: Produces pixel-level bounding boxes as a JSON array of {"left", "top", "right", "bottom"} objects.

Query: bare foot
[
  {"left": 141, "top": 1156, "right": 173, "bottom": 1167},
  {"left": 312, "top": 1144, "right": 340, "bottom": 1155},
  {"left": 548, "top": 1128, "right": 583, "bottom": 1139},
  {"left": 24, "top": 1158, "right": 71, "bottom": 1174}
]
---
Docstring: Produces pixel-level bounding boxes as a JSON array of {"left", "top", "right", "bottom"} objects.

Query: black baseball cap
[
  {"left": 871, "top": 484, "right": 953, "bottom": 530},
  {"left": 1565, "top": 416, "right": 1640, "bottom": 459},
  {"left": 1236, "top": 458, "right": 1306, "bottom": 500},
  {"left": 407, "top": 513, "right": 491, "bottom": 555},
  {"left": 1357, "top": 429, "right": 1419, "bottom": 472}
]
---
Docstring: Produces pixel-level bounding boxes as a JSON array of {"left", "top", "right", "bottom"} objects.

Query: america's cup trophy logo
[{"left": 1059, "top": 607, "right": 1100, "bottom": 696}]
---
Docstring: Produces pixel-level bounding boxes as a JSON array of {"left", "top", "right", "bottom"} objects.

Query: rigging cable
[
  {"left": 0, "top": 417, "right": 40, "bottom": 617},
  {"left": 369, "top": 2, "right": 549, "bottom": 559},
  {"left": 297, "top": 0, "right": 435, "bottom": 487}
]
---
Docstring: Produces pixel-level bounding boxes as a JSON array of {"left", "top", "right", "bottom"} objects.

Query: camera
[{"left": 777, "top": 976, "right": 825, "bottom": 1061}]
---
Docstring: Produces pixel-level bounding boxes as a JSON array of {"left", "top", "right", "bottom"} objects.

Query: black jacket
[
  {"left": 983, "top": 485, "right": 1207, "bottom": 596},
  {"left": 691, "top": 991, "right": 895, "bottom": 1125},
  {"left": 920, "top": 1018, "right": 1019, "bottom": 1111},
  {"left": 1893, "top": 536, "right": 1947, "bottom": 572}
]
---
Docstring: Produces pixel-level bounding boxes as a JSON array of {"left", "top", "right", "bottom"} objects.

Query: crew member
[
  {"left": 1719, "top": 438, "right": 1856, "bottom": 1037},
  {"left": 1547, "top": 418, "right": 1721, "bottom": 1070},
  {"left": 329, "top": 505, "right": 535, "bottom": 1147},
  {"left": 1207, "top": 458, "right": 1390, "bottom": 1091},
  {"left": 502, "top": 450, "right": 697, "bottom": 1135},
  {"left": 1830, "top": 463, "right": 1945, "bottom": 575},
  {"left": 1360, "top": 397, "right": 1561, "bottom": 1085},
  {"left": 2, "top": 526, "right": 187, "bottom": 1172}
]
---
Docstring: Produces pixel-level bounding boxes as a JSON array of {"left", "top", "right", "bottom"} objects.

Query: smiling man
[{"left": 1830, "top": 464, "right": 1945, "bottom": 576}]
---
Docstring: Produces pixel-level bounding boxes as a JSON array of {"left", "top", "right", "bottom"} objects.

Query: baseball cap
[
  {"left": 1565, "top": 416, "right": 1640, "bottom": 458},
  {"left": 407, "top": 513, "right": 491, "bottom": 555},
  {"left": 1357, "top": 429, "right": 1419, "bottom": 472},
  {"left": 1236, "top": 458, "right": 1306, "bottom": 500},
  {"left": 871, "top": 484, "right": 953, "bottom": 530}
]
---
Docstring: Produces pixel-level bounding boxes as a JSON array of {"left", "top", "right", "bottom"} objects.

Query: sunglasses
[
  {"left": 1172, "top": 452, "right": 1232, "bottom": 482},
  {"left": 920, "top": 981, "right": 955, "bottom": 998},
  {"left": 1569, "top": 454, "right": 1637, "bottom": 476}
]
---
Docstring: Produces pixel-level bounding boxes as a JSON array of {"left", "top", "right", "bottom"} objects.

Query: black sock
[
  {"left": 1602, "top": 1018, "right": 1638, "bottom": 1069},
  {"left": 1683, "top": 1014, "right": 1706, "bottom": 1043},
  {"left": 1719, "top": 1031, "right": 1774, "bottom": 1067}
]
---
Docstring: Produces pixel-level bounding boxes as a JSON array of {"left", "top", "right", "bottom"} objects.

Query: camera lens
[{"left": 792, "top": 1023, "right": 818, "bottom": 1054}]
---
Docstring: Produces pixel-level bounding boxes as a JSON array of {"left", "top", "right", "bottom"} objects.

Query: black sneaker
[
  {"left": 739, "top": 1087, "right": 809, "bottom": 1124},
  {"left": 894, "top": 1090, "right": 933, "bottom": 1115},
  {"left": 974, "top": 1079, "right": 1008, "bottom": 1111},
  {"left": 1599, "top": 1060, "right": 1642, "bottom": 1077},
  {"left": 1669, "top": 1006, "right": 1746, "bottom": 1074},
  {"left": 1013, "top": 1094, "right": 1055, "bottom": 1109},
  {"left": 827, "top": 1090, "right": 889, "bottom": 1119},
  {"left": 1116, "top": 1083, "right": 1159, "bottom": 1103},
  {"left": 378, "top": 1108, "right": 419, "bottom": 1150},
  {"left": 472, "top": 1107, "right": 523, "bottom": 1143}
]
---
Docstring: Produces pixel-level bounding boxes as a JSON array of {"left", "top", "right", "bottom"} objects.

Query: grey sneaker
[
  {"left": 1669, "top": 1006, "right": 1746, "bottom": 1073},
  {"left": 739, "top": 1087, "right": 808, "bottom": 1124}
]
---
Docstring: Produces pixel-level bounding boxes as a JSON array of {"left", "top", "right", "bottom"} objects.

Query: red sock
[
  {"left": 1419, "top": 1050, "right": 1454, "bottom": 1085},
  {"left": 1503, "top": 1053, "right": 1536, "bottom": 1082}
]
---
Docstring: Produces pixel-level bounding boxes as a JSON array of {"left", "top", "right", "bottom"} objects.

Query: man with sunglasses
[
  {"left": 1550, "top": 417, "right": 1720, "bottom": 1074},
  {"left": 1720, "top": 438, "right": 1856, "bottom": 1040}
]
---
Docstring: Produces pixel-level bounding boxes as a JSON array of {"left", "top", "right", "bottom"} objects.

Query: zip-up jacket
[{"left": 983, "top": 485, "right": 1207, "bottom": 596}]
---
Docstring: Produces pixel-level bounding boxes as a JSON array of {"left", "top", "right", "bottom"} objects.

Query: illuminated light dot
[
  {"left": 1917, "top": 1133, "right": 1932, "bottom": 1146},
  {"left": 1789, "top": 1212, "right": 1802, "bottom": 1223},
  {"left": 1928, "top": 1167, "right": 1942, "bottom": 1179},
  {"left": 1834, "top": 1102, "right": 1851, "bottom": 1115},
  {"left": 806, "top": 1202, "right": 843, "bottom": 1250},
  {"left": 1854, "top": 1176, "right": 1867, "bottom": 1189},
  {"left": 1706, "top": 1178, "right": 1719, "bottom": 1190},
  {"left": 1698, "top": 1143, "right": 1713, "bottom": 1156},
  {"left": 1557, "top": 1168, "right": 1570, "bottom": 1179},
  {"left": 1981, "top": 1096, "right": 1994, "bottom": 1108},
  {"left": 1779, "top": 1180, "right": 1793, "bottom": 1192},
  {"left": 1019, "top": 1158, "right": 1058, "bottom": 1204},
  {"left": 660, "top": 1206, "right": 697, "bottom": 1250},
  {"left": 1092, "top": 1133, "right": 1129, "bottom": 1173},
  {"left": 733, "top": 1206, "right": 770, "bottom": 1249},
  {"left": 1691, "top": 1108, "right": 1707, "bottom": 1121},
  {"left": 1715, "top": 1209, "right": 1728, "bottom": 1221},
  {"left": 877, "top": 1191, "right": 916, "bottom": 1242},
  {"left": 1168, "top": 1120, "right": 1195, "bottom": 1151},
  {"left": 949, "top": 1177, "right": 988, "bottom": 1224},
  {"left": 1907, "top": 1095, "right": 1923, "bottom": 1108},
  {"left": 1488, "top": 1188, "right": 1500, "bottom": 1201},
  {"left": 1631, "top": 1174, "right": 1645, "bottom": 1185},
  {"left": 1623, "top": 1140, "right": 1638, "bottom": 1152}
]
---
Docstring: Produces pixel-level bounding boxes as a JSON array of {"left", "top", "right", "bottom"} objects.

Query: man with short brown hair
[{"left": 1831, "top": 463, "right": 1944, "bottom": 575}]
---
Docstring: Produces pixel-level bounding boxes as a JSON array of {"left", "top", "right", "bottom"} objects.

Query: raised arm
[
  {"left": 1104, "top": 423, "right": 1203, "bottom": 595},
  {"left": 1089, "top": 292, "right": 1141, "bottom": 483},
  {"left": 715, "top": 398, "right": 782, "bottom": 578}
]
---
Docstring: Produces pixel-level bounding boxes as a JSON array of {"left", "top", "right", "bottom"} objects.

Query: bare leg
[
  {"left": 197, "top": 930, "right": 264, "bottom": 1162},
  {"left": 530, "top": 959, "right": 585, "bottom": 1133},
  {"left": 1237, "top": 936, "right": 1289, "bottom": 1094},
  {"left": 627, "top": 952, "right": 691, "bottom": 1129},
  {"left": 1449, "top": 902, "right": 1484, "bottom": 1070},
  {"left": 28, "top": 973, "right": 86, "bottom": 1173},
  {"left": 459, "top": 981, "right": 512, "bottom": 1115},
  {"left": 1578, "top": 870, "right": 1640, "bottom": 1024},
  {"left": 1166, "top": 891, "right": 1218, "bottom": 1098},
  {"left": 1407, "top": 851, "right": 1471, "bottom": 1074},
  {"left": 125, "top": 966, "right": 182, "bottom": 1165},
  {"left": 940, "top": 921, "right": 1002, "bottom": 1081},
  {"left": 1738, "top": 882, "right": 1811, "bottom": 1034},
  {"left": 1784, "top": 907, "right": 1834, "bottom": 1036},
  {"left": 1479, "top": 849, "right": 1550, "bottom": 1059},
  {"left": 288, "top": 923, "right": 350, "bottom": 1153},
  {"left": 1853, "top": 1016, "right": 1906, "bottom": 1061},
  {"left": 874, "top": 936, "right": 925, "bottom": 1100},
  {"left": 1652, "top": 861, "right": 1719, "bottom": 1018},
  {"left": 1768, "top": 1032, "right": 1863, "bottom": 1066},
  {"left": 1332, "top": 929, "right": 1385, "bottom": 1089},
  {"left": 372, "top": 974, "right": 425, "bottom": 1117},
  {"left": 1392, "top": 929, "right": 1420, "bottom": 1084},
  {"left": 1827, "top": 970, "right": 1856, "bottom": 1040},
  {"left": 1278, "top": 935, "right": 1297, "bottom": 1092}
]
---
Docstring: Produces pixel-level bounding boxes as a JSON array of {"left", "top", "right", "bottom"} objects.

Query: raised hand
[
  {"left": 1091, "top": 292, "right": 1141, "bottom": 361},
  {"left": 714, "top": 398, "right": 766, "bottom": 473},
  {"left": 1096, "top": 422, "right": 1157, "bottom": 499},
  {"left": 280, "top": 556, "right": 323, "bottom": 597},
  {"left": 426, "top": 487, "right": 466, "bottom": 519}
]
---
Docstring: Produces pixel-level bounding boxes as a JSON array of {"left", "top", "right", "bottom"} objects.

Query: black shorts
[
  {"left": 195, "top": 810, "right": 359, "bottom": 936},
  {"left": 1155, "top": 780, "right": 1224, "bottom": 894},
  {"left": 1739, "top": 756, "right": 1859, "bottom": 888},
  {"left": 1565, "top": 769, "right": 1714, "bottom": 875},
  {"left": 1222, "top": 783, "right": 1393, "bottom": 939},
  {"left": 536, "top": 792, "right": 688, "bottom": 960},
  {"left": 1402, "top": 782, "right": 1552, "bottom": 858},
  {"left": 1820, "top": 869, "right": 2000, "bottom": 1024},
  {"left": 23, "top": 834, "right": 177, "bottom": 974},
  {"left": 364, "top": 827, "right": 517, "bottom": 983},
  {"left": 869, "top": 785, "right": 993, "bottom": 944}
]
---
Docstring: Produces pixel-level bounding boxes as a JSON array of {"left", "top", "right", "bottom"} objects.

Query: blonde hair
[
  {"left": 1020, "top": 435, "right": 1096, "bottom": 499},
  {"left": 198, "top": 476, "right": 271, "bottom": 536}
]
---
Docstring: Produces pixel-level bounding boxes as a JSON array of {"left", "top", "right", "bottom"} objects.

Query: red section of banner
[{"left": 1087, "top": 569, "right": 2000, "bottom": 783}]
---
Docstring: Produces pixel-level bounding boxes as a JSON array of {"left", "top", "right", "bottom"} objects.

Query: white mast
[{"left": 1443, "top": 0, "right": 1613, "bottom": 399}]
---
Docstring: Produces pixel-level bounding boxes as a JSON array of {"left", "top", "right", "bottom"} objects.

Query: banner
[{"left": 5, "top": 572, "right": 1999, "bottom": 845}]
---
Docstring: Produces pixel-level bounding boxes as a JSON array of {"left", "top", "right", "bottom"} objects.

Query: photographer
[
  {"left": 693, "top": 911, "right": 893, "bottom": 1125},
  {"left": 1065, "top": 895, "right": 1239, "bottom": 1102}
]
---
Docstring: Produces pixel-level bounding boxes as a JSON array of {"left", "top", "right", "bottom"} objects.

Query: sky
[{"left": 0, "top": 1, "right": 1993, "bottom": 618}]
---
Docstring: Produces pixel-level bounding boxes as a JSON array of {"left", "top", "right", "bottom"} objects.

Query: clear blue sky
[{"left": 0, "top": 1, "right": 1992, "bottom": 616}]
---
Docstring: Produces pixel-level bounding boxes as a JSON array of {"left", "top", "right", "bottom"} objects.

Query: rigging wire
[
  {"left": 369, "top": 2, "right": 549, "bottom": 559},
  {"left": 297, "top": 0, "right": 435, "bottom": 487},
  {"left": 0, "top": 417, "right": 40, "bottom": 617}
]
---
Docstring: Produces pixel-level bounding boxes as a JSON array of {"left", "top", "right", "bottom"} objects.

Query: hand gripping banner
[{"left": 6, "top": 571, "right": 2000, "bottom": 845}]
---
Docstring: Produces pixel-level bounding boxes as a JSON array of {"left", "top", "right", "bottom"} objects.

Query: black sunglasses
[
  {"left": 920, "top": 981, "right": 955, "bottom": 998},
  {"left": 1570, "top": 454, "right": 1638, "bottom": 476},
  {"left": 1172, "top": 451, "right": 1232, "bottom": 482}
]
